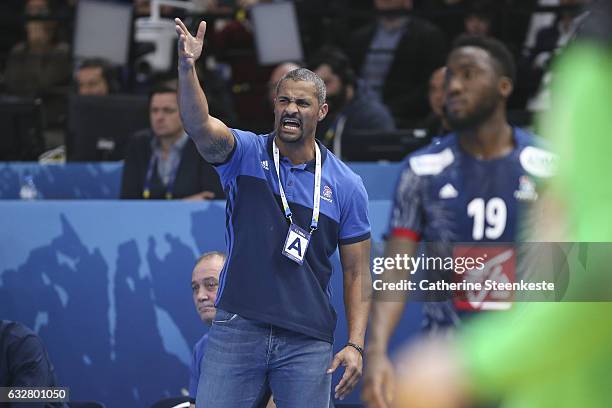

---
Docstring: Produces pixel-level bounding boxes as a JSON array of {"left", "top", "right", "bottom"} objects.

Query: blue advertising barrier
[
  {"left": 0, "top": 162, "right": 402, "bottom": 200},
  {"left": 0, "top": 200, "right": 421, "bottom": 407},
  {"left": 0, "top": 163, "right": 123, "bottom": 199}
]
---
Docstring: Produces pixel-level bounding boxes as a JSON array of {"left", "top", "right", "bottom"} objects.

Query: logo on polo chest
[{"left": 321, "top": 185, "right": 333, "bottom": 203}]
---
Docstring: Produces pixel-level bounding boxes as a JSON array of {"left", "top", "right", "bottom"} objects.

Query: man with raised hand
[{"left": 175, "top": 18, "right": 372, "bottom": 408}]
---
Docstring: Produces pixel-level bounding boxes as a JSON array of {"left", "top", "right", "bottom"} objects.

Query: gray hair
[
  {"left": 275, "top": 68, "right": 326, "bottom": 106},
  {"left": 196, "top": 251, "right": 226, "bottom": 265}
]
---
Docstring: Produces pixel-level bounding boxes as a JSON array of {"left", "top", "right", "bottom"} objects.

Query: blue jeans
[{"left": 196, "top": 309, "right": 333, "bottom": 408}]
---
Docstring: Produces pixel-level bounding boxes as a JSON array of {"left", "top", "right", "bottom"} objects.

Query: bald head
[{"left": 192, "top": 252, "right": 226, "bottom": 325}]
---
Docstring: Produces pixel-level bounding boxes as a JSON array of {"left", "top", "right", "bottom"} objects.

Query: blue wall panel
[{"left": 0, "top": 199, "right": 420, "bottom": 407}]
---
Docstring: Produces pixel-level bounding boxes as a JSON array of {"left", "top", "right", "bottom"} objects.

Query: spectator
[
  {"left": 211, "top": 4, "right": 274, "bottom": 133},
  {"left": 74, "top": 58, "right": 120, "bottom": 96},
  {"left": 3, "top": 0, "right": 71, "bottom": 126},
  {"left": 308, "top": 46, "right": 395, "bottom": 157},
  {"left": 463, "top": 0, "right": 495, "bottom": 37},
  {"left": 0, "top": 320, "right": 64, "bottom": 407},
  {"left": 420, "top": 66, "right": 451, "bottom": 138},
  {"left": 188, "top": 252, "right": 224, "bottom": 407},
  {"left": 188, "top": 252, "right": 274, "bottom": 408},
  {"left": 522, "top": 0, "right": 591, "bottom": 110},
  {"left": 120, "top": 85, "right": 224, "bottom": 200},
  {"left": 346, "top": 0, "right": 447, "bottom": 127},
  {"left": 413, "top": 0, "right": 468, "bottom": 41}
]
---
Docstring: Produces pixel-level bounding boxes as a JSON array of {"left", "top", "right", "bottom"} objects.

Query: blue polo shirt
[{"left": 213, "top": 129, "right": 371, "bottom": 343}]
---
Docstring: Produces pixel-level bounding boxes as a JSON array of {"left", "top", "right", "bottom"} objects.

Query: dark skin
[
  {"left": 445, "top": 46, "right": 515, "bottom": 160},
  {"left": 175, "top": 18, "right": 371, "bottom": 400},
  {"left": 362, "top": 45, "right": 515, "bottom": 408},
  {"left": 273, "top": 79, "right": 329, "bottom": 164}
]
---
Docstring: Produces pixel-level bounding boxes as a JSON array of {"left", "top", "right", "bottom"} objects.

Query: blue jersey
[
  {"left": 387, "top": 128, "right": 555, "bottom": 328},
  {"left": 213, "top": 130, "right": 371, "bottom": 343}
]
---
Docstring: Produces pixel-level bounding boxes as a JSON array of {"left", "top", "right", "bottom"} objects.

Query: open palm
[{"left": 175, "top": 18, "right": 206, "bottom": 67}]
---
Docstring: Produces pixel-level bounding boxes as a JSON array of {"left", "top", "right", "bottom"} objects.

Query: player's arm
[
  {"left": 328, "top": 238, "right": 372, "bottom": 400},
  {"left": 175, "top": 18, "right": 234, "bottom": 164},
  {"left": 362, "top": 236, "right": 418, "bottom": 408}
]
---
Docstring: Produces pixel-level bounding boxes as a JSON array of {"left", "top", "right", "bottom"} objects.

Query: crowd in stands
[{"left": 0, "top": 0, "right": 592, "bottom": 180}]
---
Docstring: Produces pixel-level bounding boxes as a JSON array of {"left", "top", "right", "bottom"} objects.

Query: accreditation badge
[{"left": 282, "top": 224, "right": 312, "bottom": 265}]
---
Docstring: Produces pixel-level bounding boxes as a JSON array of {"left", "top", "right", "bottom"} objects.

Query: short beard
[
  {"left": 276, "top": 128, "right": 303, "bottom": 143},
  {"left": 445, "top": 93, "right": 499, "bottom": 131}
]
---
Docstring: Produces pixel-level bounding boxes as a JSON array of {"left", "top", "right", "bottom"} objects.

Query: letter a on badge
[
  {"left": 288, "top": 237, "right": 302, "bottom": 256},
  {"left": 282, "top": 224, "right": 312, "bottom": 265}
]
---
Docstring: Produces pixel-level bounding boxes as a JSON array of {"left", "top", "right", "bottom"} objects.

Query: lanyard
[
  {"left": 272, "top": 138, "right": 321, "bottom": 233},
  {"left": 142, "top": 151, "right": 181, "bottom": 200}
]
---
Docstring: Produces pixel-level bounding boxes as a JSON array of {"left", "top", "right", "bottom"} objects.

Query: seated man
[
  {"left": 345, "top": 0, "right": 447, "bottom": 128},
  {"left": 188, "top": 251, "right": 225, "bottom": 405},
  {"left": 75, "top": 58, "right": 120, "bottom": 96},
  {"left": 189, "top": 252, "right": 273, "bottom": 407},
  {"left": 120, "top": 85, "right": 224, "bottom": 200},
  {"left": 0, "top": 320, "right": 64, "bottom": 408},
  {"left": 309, "top": 46, "right": 395, "bottom": 158}
]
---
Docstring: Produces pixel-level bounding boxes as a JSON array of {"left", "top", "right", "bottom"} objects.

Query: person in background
[
  {"left": 120, "top": 85, "right": 224, "bottom": 200},
  {"left": 463, "top": 0, "right": 495, "bottom": 37},
  {"left": 1, "top": 320, "right": 65, "bottom": 408},
  {"left": 522, "top": 0, "right": 591, "bottom": 110},
  {"left": 309, "top": 46, "right": 395, "bottom": 157},
  {"left": 346, "top": 0, "right": 447, "bottom": 127},
  {"left": 420, "top": 66, "right": 451, "bottom": 138},
  {"left": 3, "top": 0, "right": 71, "bottom": 100},
  {"left": 3, "top": 0, "right": 72, "bottom": 150},
  {"left": 189, "top": 252, "right": 222, "bottom": 407},
  {"left": 189, "top": 253, "right": 275, "bottom": 408},
  {"left": 75, "top": 58, "right": 120, "bottom": 96}
]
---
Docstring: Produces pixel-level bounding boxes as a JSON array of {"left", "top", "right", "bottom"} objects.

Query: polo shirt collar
[{"left": 266, "top": 132, "right": 328, "bottom": 173}]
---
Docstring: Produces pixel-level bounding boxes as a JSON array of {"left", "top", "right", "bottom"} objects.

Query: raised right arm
[{"left": 175, "top": 18, "right": 234, "bottom": 163}]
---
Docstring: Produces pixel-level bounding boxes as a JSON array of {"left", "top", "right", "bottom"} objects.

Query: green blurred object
[
  {"left": 460, "top": 42, "right": 612, "bottom": 408},
  {"left": 543, "top": 43, "right": 612, "bottom": 242}
]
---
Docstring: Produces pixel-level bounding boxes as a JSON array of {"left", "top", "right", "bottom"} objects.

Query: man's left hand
[{"left": 327, "top": 345, "right": 363, "bottom": 400}]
